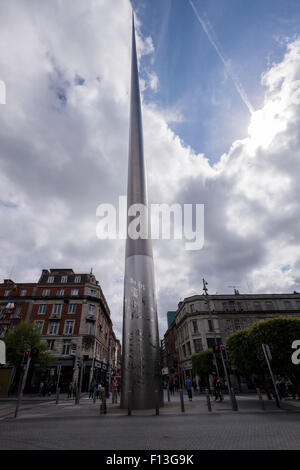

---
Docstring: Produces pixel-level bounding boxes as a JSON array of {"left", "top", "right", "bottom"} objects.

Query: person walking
[
  {"left": 212, "top": 375, "right": 223, "bottom": 402},
  {"left": 89, "top": 381, "right": 95, "bottom": 399},
  {"left": 185, "top": 376, "right": 193, "bottom": 401},
  {"left": 169, "top": 381, "right": 174, "bottom": 396},
  {"left": 111, "top": 377, "right": 118, "bottom": 404},
  {"left": 67, "top": 382, "right": 73, "bottom": 399}
]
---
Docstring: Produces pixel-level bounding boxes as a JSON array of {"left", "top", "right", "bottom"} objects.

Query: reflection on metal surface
[{"left": 120, "top": 14, "right": 162, "bottom": 409}]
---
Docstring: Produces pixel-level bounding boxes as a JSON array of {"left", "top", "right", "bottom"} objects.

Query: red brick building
[{"left": 0, "top": 268, "right": 121, "bottom": 392}]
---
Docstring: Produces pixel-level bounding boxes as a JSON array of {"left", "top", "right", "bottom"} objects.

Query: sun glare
[{"left": 247, "top": 100, "right": 287, "bottom": 150}]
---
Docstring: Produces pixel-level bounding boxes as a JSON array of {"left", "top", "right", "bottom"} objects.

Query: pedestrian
[
  {"left": 212, "top": 375, "right": 223, "bottom": 402},
  {"left": 169, "top": 381, "right": 174, "bottom": 396},
  {"left": 185, "top": 376, "right": 193, "bottom": 401},
  {"left": 97, "top": 383, "right": 104, "bottom": 401},
  {"left": 39, "top": 381, "right": 44, "bottom": 397},
  {"left": 89, "top": 381, "right": 95, "bottom": 399},
  {"left": 111, "top": 377, "right": 118, "bottom": 404},
  {"left": 67, "top": 382, "right": 73, "bottom": 399}
]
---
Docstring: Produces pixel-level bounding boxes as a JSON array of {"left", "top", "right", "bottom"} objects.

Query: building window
[
  {"left": 296, "top": 301, "right": 300, "bottom": 310},
  {"left": 241, "top": 318, "right": 248, "bottom": 329},
  {"left": 15, "top": 305, "right": 22, "bottom": 315},
  {"left": 86, "top": 322, "right": 93, "bottom": 335},
  {"left": 47, "top": 339, "right": 55, "bottom": 350},
  {"left": 208, "top": 319, "right": 214, "bottom": 332},
  {"left": 20, "top": 290, "right": 27, "bottom": 296},
  {"left": 35, "top": 320, "right": 44, "bottom": 333},
  {"left": 90, "top": 289, "right": 97, "bottom": 297},
  {"left": 49, "top": 322, "right": 59, "bottom": 335},
  {"left": 0, "top": 325, "right": 8, "bottom": 338},
  {"left": 182, "top": 344, "right": 186, "bottom": 357},
  {"left": 237, "top": 302, "right": 243, "bottom": 311},
  {"left": 253, "top": 301, "right": 261, "bottom": 311},
  {"left": 65, "top": 320, "right": 74, "bottom": 335},
  {"left": 187, "top": 342, "right": 191, "bottom": 356},
  {"left": 190, "top": 304, "right": 195, "bottom": 313},
  {"left": 88, "top": 304, "right": 96, "bottom": 314},
  {"left": 57, "top": 289, "right": 64, "bottom": 296},
  {"left": 38, "top": 304, "right": 47, "bottom": 314},
  {"left": 204, "top": 301, "right": 210, "bottom": 311},
  {"left": 62, "top": 340, "right": 71, "bottom": 355},
  {"left": 42, "top": 289, "right": 50, "bottom": 297},
  {"left": 71, "top": 289, "right": 78, "bottom": 296},
  {"left": 193, "top": 338, "right": 203, "bottom": 353},
  {"left": 53, "top": 304, "right": 62, "bottom": 314},
  {"left": 61, "top": 276, "right": 68, "bottom": 283},
  {"left": 284, "top": 300, "right": 292, "bottom": 309},
  {"left": 192, "top": 320, "right": 198, "bottom": 333},
  {"left": 68, "top": 304, "right": 77, "bottom": 314},
  {"left": 10, "top": 322, "right": 18, "bottom": 332},
  {"left": 222, "top": 302, "right": 228, "bottom": 311},
  {"left": 4, "top": 290, "right": 10, "bottom": 296},
  {"left": 265, "top": 301, "right": 274, "bottom": 310},
  {"left": 229, "top": 301, "right": 236, "bottom": 311},
  {"left": 74, "top": 276, "right": 81, "bottom": 283},
  {"left": 226, "top": 319, "right": 233, "bottom": 333},
  {"left": 234, "top": 319, "right": 241, "bottom": 330},
  {"left": 47, "top": 276, "right": 54, "bottom": 283}
]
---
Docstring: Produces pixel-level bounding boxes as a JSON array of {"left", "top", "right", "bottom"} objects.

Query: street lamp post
[{"left": 203, "top": 279, "right": 220, "bottom": 378}]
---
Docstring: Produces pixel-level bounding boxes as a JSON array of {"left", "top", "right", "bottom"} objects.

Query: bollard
[
  {"left": 206, "top": 389, "right": 212, "bottom": 412},
  {"left": 231, "top": 387, "right": 238, "bottom": 411},
  {"left": 155, "top": 390, "right": 159, "bottom": 415},
  {"left": 128, "top": 390, "right": 132, "bottom": 416},
  {"left": 179, "top": 389, "right": 185, "bottom": 413},
  {"left": 103, "top": 391, "right": 107, "bottom": 414},
  {"left": 256, "top": 387, "right": 265, "bottom": 410}
]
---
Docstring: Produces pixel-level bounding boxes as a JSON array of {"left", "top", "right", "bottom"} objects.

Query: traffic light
[
  {"left": 23, "top": 349, "right": 31, "bottom": 363},
  {"left": 214, "top": 345, "right": 220, "bottom": 353},
  {"left": 30, "top": 347, "right": 39, "bottom": 358},
  {"left": 220, "top": 345, "right": 229, "bottom": 361}
]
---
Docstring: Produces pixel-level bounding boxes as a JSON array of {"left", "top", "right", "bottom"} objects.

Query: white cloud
[{"left": 1, "top": 1, "right": 300, "bottom": 340}]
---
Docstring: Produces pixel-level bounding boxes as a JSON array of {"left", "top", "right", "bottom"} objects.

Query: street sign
[
  {"left": 162, "top": 367, "right": 169, "bottom": 375},
  {"left": 0, "top": 340, "right": 6, "bottom": 365}
]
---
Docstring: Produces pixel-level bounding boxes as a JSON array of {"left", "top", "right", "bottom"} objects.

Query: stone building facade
[
  {"left": 0, "top": 268, "right": 121, "bottom": 392},
  {"left": 164, "top": 291, "right": 300, "bottom": 381}
]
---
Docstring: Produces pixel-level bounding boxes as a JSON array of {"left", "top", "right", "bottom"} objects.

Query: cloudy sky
[{"left": 1, "top": 0, "right": 300, "bottom": 340}]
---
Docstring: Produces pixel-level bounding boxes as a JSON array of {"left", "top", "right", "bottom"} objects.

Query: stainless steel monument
[{"left": 120, "top": 14, "right": 162, "bottom": 409}]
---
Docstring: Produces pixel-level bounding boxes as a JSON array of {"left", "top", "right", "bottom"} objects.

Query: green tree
[
  {"left": 4, "top": 321, "right": 52, "bottom": 370},
  {"left": 227, "top": 316, "right": 300, "bottom": 379}
]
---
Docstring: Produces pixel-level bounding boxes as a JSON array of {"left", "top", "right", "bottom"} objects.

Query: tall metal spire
[{"left": 120, "top": 13, "right": 162, "bottom": 409}]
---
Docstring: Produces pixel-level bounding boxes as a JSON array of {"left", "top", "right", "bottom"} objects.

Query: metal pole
[
  {"left": 167, "top": 385, "right": 170, "bottom": 402},
  {"left": 262, "top": 344, "right": 280, "bottom": 408},
  {"left": 15, "top": 356, "right": 31, "bottom": 418},
  {"left": 230, "top": 387, "right": 238, "bottom": 411},
  {"left": 179, "top": 389, "right": 185, "bottom": 412},
  {"left": 75, "top": 359, "right": 82, "bottom": 405},
  {"left": 203, "top": 279, "right": 220, "bottom": 378},
  {"left": 55, "top": 364, "right": 61, "bottom": 405},
  {"left": 206, "top": 389, "right": 212, "bottom": 412},
  {"left": 220, "top": 348, "right": 236, "bottom": 409},
  {"left": 128, "top": 390, "right": 132, "bottom": 416},
  {"left": 155, "top": 390, "right": 159, "bottom": 415}
]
